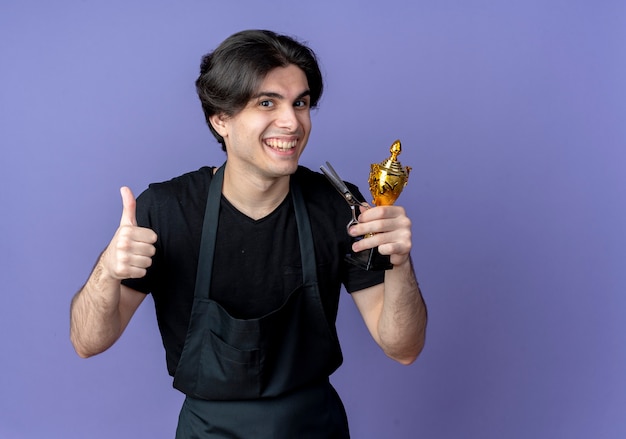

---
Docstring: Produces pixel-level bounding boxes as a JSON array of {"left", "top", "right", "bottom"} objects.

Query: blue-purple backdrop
[{"left": 2, "top": 1, "right": 625, "bottom": 438}]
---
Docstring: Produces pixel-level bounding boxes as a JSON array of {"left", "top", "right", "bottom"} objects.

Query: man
[{"left": 70, "top": 29, "right": 427, "bottom": 438}]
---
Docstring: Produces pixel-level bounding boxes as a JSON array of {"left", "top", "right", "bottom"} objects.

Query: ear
[{"left": 209, "top": 113, "right": 229, "bottom": 138}]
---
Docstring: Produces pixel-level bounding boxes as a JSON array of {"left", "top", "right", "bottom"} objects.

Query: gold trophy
[
  {"left": 321, "top": 139, "right": 411, "bottom": 271},
  {"left": 368, "top": 140, "right": 411, "bottom": 206}
]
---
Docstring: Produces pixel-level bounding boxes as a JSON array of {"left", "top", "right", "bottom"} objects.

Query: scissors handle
[{"left": 320, "top": 161, "right": 372, "bottom": 233}]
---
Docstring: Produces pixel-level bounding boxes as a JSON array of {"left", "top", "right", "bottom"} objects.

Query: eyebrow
[{"left": 252, "top": 90, "right": 311, "bottom": 101}]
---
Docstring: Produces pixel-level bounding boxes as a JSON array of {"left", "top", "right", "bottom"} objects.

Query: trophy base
[{"left": 345, "top": 247, "right": 393, "bottom": 271}]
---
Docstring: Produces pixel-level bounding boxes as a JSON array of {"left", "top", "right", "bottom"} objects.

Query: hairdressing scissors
[{"left": 320, "top": 161, "right": 370, "bottom": 231}]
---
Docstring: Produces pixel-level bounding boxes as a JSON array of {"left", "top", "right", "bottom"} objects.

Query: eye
[
  {"left": 294, "top": 99, "right": 310, "bottom": 108},
  {"left": 259, "top": 100, "right": 274, "bottom": 107}
]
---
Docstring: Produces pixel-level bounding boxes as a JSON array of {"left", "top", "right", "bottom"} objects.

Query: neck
[{"left": 220, "top": 165, "right": 292, "bottom": 220}]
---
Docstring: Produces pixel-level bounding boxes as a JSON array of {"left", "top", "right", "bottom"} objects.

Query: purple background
[{"left": 2, "top": 1, "right": 625, "bottom": 438}]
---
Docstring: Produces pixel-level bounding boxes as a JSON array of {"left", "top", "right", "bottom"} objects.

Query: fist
[
  {"left": 103, "top": 187, "right": 158, "bottom": 279},
  {"left": 349, "top": 205, "right": 412, "bottom": 266}
]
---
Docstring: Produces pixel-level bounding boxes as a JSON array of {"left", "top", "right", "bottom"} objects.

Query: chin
[{"left": 267, "top": 160, "right": 299, "bottom": 178}]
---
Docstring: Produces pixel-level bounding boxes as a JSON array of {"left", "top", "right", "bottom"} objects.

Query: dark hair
[{"left": 196, "top": 29, "right": 324, "bottom": 151}]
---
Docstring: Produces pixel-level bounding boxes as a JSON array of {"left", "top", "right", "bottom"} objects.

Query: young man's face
[{"left": 211, "top": 64, "right": 312, "bottom": 180}]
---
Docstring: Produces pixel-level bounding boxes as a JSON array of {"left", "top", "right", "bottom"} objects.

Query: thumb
[{"left": 119, "top": 186, "right": 137, "bottom": 226}]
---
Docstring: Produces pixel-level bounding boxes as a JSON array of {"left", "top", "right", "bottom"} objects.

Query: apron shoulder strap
[
  {"left": 290, "top": 173, "right": 317, "bottom": 286},
  {"left": 193, "top": 165, "right": 224, "bottom": 299}
]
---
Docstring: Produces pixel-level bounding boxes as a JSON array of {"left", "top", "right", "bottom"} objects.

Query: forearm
[
  {"left": 70, "top": 253, "right": 124, "bottom": 358},
  {"left": 70, "top": 187, "right": 155, "bottom": 357},
  {"left": 377, "top": 257, "right": 427, "bottom": 364}
]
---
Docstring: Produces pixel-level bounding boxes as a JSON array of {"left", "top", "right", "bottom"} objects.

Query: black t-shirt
[{"left": 123, "top": 165, "right": 384, "bottom": 376}]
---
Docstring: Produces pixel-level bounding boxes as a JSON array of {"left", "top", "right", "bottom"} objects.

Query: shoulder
[
  {"left": 146, "top": 166, "right": 214, "bottom": 196},
  {"left": 137, "top": 166, "right": 215, "bottom": 208}
]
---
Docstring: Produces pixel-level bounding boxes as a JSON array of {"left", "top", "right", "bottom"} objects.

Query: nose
[{"left": 275, "top": 105, "right": 298, "bottom": 131}]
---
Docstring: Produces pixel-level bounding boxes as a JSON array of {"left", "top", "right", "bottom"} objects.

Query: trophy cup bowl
[{"left": 345, "top": 140, "right": 411, "bottom": 271}]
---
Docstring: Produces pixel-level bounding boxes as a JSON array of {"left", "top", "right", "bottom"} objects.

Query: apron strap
[
  {"left": 289, "top": 174, "right": 316, "bottom": 286},
  {"left": 193, "top": 165, "right": 224, "bottom": 299}
]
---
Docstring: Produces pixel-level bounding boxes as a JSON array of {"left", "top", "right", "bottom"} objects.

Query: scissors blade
[{"left": 320, "top": 161, "right": 361, "bottom": 206}]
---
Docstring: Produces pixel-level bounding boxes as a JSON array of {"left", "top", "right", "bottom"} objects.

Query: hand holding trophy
[{"left": 321, "top": 139, "right": 411, "bottom": 271}]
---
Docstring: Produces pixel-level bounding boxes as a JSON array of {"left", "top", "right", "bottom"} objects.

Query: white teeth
[{"left": 266, "top": 139, "right": 297, "bottom": 151}]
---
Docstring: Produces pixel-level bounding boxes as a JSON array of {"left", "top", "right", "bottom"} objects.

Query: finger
[
  {"left": 351, "top": 225, "right": 412, "bottom": 252},
  {"left": 126, "top": 240, "right": 157, "bottom": 258},
  {"left": 125, "top": 253, "right": 155, "bottom": 271},
  {"left": 114, "top": 229, "right": 157, "bottom": 255},
  {"left": 134, "top": 227, "right": 158, "bottom": 245},
  {"left": 119, "top": 186, "right": 137, "bottom": 227},
  {"left": 357, "top": 203, "right": 371, "bottom": 215},
  {"left": 349, "top": 218, "right": 396, "bottom": 237},
  {"left": 359, "top": 205, "right": 404, "bottom": 222},
  {"left": 112, "top": 256, "right": 152, "bottom": 279}
]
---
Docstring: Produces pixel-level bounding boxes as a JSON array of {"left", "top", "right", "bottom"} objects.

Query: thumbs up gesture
[{"left": 102, "top": 187, "right": 158, "bottom": 280}]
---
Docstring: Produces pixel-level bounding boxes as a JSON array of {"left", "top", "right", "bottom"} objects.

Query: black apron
[{"left": 172, "top": 165, "right": 348, "bottom": 438}]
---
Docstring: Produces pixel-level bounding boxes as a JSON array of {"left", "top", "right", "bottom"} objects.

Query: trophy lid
[{"left": 380, "top": 140, "right": 410, "bottom": 175}]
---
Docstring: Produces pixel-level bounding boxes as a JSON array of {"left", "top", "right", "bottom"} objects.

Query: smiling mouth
[{"left": 265, "top": 138, "right": 298, "bottom": 151}]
